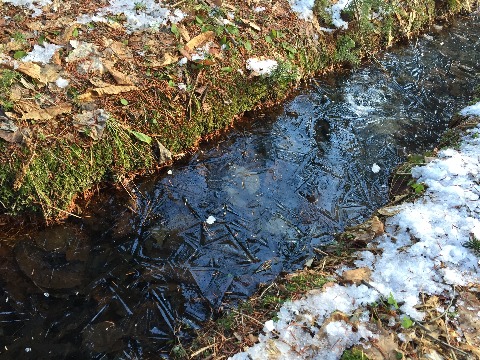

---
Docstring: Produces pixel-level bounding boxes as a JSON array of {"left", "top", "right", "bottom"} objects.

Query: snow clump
[
  {"left": 246, "top": 58, "right": 278, "bottom": 76},
  {"left": 21, "top": 43, "right": 62, "bottom": 65},
  {"left": 4, "top": 0, "right": 52, "bottom": 17},
  {"left": 288, "top": 0, "right": 315, "bottom": 20},
  {"left": 76, "top": 0, "right": 186, "bottom": 32},
  {"left": 459, "top": 101, "right": 480, "bottom": 117}
]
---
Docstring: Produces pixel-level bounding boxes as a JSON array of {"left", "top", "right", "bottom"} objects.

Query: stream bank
[
  {"left": 0, "top": 0, "right": 478, "bottom": 220},
  {"left": 185, "top": 110, "right": 480, "bottom": 360}
]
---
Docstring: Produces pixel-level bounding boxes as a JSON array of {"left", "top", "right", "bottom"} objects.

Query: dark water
[{"left": 1, "top": 14, "right": 479, "bottom": 359}]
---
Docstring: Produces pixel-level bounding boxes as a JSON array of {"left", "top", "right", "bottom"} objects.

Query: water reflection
[{"left": 1, "top": 14, "right": 479, "bottom": 358}]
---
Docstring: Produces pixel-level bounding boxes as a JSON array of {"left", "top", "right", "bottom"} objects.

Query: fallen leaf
[
  {"left": 104, "top": 61, "right": 134, "bottom": 85},
  {"left": 341, "top": 267, "right": 371, "bottom": 284},
  {"left": 185, "top": 31, "right": 215, "bottom": 52},
  {"left": 147, "top": 53, "right": 179, "bottom": 68},
  {"left": 78, "top": 85, "right": 138, "bottom": 101},
  {"left": 370, "top": 216, "right": 384, "bottom": 236},
  {"left": 0, "top": 116, "right": 27, "bottom": 144},
  {"left": 377, "top": 205, "right": 403, "bottom": 216},
  {"left": 177, "top": 24, "right": 191, "bottom": 42},
  {"left": 59, "top": 24, "right": 78, "bottom": 44},
  {"left": 72, "top": 109, "right": 109, "bottom": 140},
  {"left": 240, "top": 18, "right": 261, "bottom": 31},
  {"left": 129, "top": 130, "right": 152, "bottom": 144},
  {"left": 20, "top": 104, "right": 71, "bottom": 121},
  {"left": 16, "top": 62, "right": 60, "bottom": 85}
]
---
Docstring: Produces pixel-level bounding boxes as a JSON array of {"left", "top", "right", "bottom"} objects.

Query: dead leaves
[
  {"left": 72, "top": 109, "right": 109, "bottom": 140},
  {"left": 78, "top": 85, "right": 138, "bottom": 102},
  {"left": 341, "top": 267, "right": 371, "bottom": 284},
  {"left": 147, "top": 53, "right": 179, "bottom": 68},
  {"left": 15, "top": 62, "right": 61, "bottom": 85},
  {"left": 185, "top": 31, "right": 215, "bottom": 53},
  {"left": 16, "top": 103, "right": 71, "bottom": 121},
  {"left": 103, "top": 61, "right": 134, "bottom": 85}
]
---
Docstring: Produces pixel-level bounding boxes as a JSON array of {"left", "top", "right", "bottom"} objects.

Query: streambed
[{"left": 1, "top": 14, "right": 479, "bottom": 359}]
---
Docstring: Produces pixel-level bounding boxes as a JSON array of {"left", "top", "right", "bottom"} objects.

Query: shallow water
[{"left": 1, "top": 14, "right": 479, "bottom": 359}]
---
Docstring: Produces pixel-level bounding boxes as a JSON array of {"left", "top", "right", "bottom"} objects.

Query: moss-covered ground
[{"left": 0, "top": 0, "right": 477, "bottom": 220}]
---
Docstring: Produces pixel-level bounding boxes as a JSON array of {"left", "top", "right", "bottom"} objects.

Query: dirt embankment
[{"left": 0, "top": 0, "right": 477, "bottom": 221}]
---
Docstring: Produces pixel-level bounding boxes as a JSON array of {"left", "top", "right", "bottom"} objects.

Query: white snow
[
  {"left": 55, "top": 77, "right": 69, "bottom": 88},
  {"left": 288, "top": 0, "right": 353, "bottom": 28},
  {"left": 230, "top": 111, "right": 480, "bottom": 359},
  {"left": 4, "top": 0, "right": 51, "bottom": 17},
  {"left": 459, "top": 101, "right": 480, "bottom": 117},
  {"left": 288, "top": 0, "right": 315, "bottom": 20},
  {"left": 371, "top": 163, "right": 380, "bottom": 173},
  {"left": 328, "top": 0, "right": 354, "bottom": 29},
  {"left": 21, "top": 43, "right": 62, "bottom": 65},
  {"left": 246, "top": 58, "right": 278, "bottom": 76},
  {"left": 76, "top": 0, "right": 186, "bottom": 32}
]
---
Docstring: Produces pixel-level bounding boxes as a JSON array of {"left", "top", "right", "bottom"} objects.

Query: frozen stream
[{"left": 1, "top": 13, "right": 479, "bottom": 359}]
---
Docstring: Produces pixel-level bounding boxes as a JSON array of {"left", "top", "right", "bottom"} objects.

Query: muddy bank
[{"left": 0, "top": 0, "right": 478, "bottom": 220}]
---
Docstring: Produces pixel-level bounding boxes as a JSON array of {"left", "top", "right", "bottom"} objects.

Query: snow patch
[
  {"left": 288, "top": 0, "right": 315, "bottom": 20},
  {"left": 55, "top": 77, "right": 69, "bottom": 88},
  {"left": 459, "top": 101, "right": 480, "bottom": 117},
  {"left": 4, "top": 0, "right": 51, "bottom": 17},
  {"left": 328, "top": 0, "right": 354, "bottom": 29},
  {"left": 76, "top": 0, "right": 186, "bottom": 32},
  {"left": 246, "top": 58, "right": 278, "bottom": 76},
  {"left": 21, "top": 43, "right": 62, "bottom": 65}
]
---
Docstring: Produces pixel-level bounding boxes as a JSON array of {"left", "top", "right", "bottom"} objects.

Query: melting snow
[
  {"left": 21, "top": 43, "right": 62, "bottom": 65},
  {"left": 288, "top": 0, "right": 353, "bottom": 28},
  {"left": 4, "top": 0, "right": 52, "bottom": 17},
  {"left": 55, "top": 77, "right": 69, "bottom": 88},
  {"left": 76, "top": 0, "right": 186, "bottom": 32},
  {"left": 246, "top": 58, "right": 278, "bottom": 76},
  {"left": 288, "top": 0, "right": 315, "bottom": 20},
  {"left": 230, "top": 110, "right": 480, "bottom": 359},
  {"left": 459, "top": 101, "right": 480, "bottom": 117},
  {"left": 328, "top": 0, "right": 354, "bottom": 29}
]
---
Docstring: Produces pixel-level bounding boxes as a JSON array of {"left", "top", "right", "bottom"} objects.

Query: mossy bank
[{"left": 0, "top": 0, "right": 478, "bottom": 220}]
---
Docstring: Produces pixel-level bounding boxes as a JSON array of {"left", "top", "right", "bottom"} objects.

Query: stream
[{"left": 1, "top": 13, "right": 479, "bottom": 359}]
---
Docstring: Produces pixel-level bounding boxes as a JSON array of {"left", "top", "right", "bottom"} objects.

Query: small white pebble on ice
[
  {"left": 372, "top": 163, "right": 381, "bottom": 173},
  {"left": 55, "top": 77, "right": 69, "bottom": 88},
  {"left": 206, "top": 216, "right": 216, "bottom": 225},
  {"left": 25, "top": 348, "right": 31, "bottom": 352},
  {"left": 264, "top": 320, "right": 275, "bottom": 332},
  {"left": 167, "top": 170, "right": 173, "bottom": 175},
  {"left": 44, "top": 292, "right": 49, "bottom": 297}
]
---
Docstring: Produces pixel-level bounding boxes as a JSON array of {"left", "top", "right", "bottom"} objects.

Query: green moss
[
  {"left": 335, "top": 35, "right": 360, "bottom": 66},
  {"left": 1, "top": 0, "right": 477, "bottom": 220},
  {"left": 341, "top": 348, "right": 370, "bottom": 360},
  {"left": 285, "top": 273, "right": 329, "bottom": 292}
]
